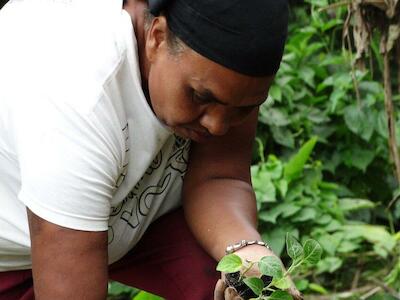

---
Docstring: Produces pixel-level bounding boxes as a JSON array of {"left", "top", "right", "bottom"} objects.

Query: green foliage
[
  {"left": 302, "top": 239, "right": 323, "bottom": 266},
  {"left": 218, "top": 234, "right": 322, "bottom": 299},
  {"left": 108, "top": 281, "right": 139, "bottom": 299},
  {"left": 216, "top": 254, "right": 243, "bottom": 273},
  {"left": 243, "top": 277, "right": 264, "bottom": 296},
  {"left": 256, "top": 0, "right": 398, "bottom": 209},
  {"left": 133, "top": 291, "right": 163, "bottom": 300},
  {"left": 286, "top": 233, "right": 303, "bottom": 262},
  {"left": 253, "top": 138, "right": 399, "bottom": 296},
  {"left": 258, "top": 256, "right": 284, "bottom": 278},
  {"left": 268, "top": 290, "right": 293, "bottom": 300},
  {"left": 108, "top": 1, "right": 400, "bottom": 299},
  {"left": 284, "top": 137, "right": 317, "bottom": 181},
  {"left": 252, "top": 1, "right": 400, "bottom": 297},
  {"left": 107, "top": 282, "right": 164, "bottom": 300}
]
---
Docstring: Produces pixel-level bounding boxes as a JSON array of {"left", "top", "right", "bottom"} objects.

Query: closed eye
[{"left": 192, "top": 91, "right": 211, "bottom": 105}]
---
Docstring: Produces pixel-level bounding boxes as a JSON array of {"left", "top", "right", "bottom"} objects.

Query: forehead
[{"left": 178, "top": 47, "right": 274, "bottom": 106}]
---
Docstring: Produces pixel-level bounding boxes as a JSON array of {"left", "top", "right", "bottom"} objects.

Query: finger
[
  {"left": 224, "top": 287, "right": 235, "bottom": 300},
  {"left": 214, "top": 279, "right": 226, "bottom": 300}
]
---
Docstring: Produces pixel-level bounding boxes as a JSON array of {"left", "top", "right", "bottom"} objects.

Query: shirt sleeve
[{"left": 15, "top": 93, "right": 126, "bottom": 232}]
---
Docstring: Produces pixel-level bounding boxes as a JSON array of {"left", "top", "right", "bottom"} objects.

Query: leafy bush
[
  {"left": 253, "top": 137, "right": 399, "bottom": 296},
  {"left": 108, "top": 281, "right": 163, "bottom": 300},
  {"left": 256, "top": 0, "right": 399, "bottom": 218}
]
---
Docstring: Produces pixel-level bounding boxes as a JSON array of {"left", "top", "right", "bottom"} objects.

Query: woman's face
[{"left": 145, "top": 17, "right": 274, "bottom": 143}]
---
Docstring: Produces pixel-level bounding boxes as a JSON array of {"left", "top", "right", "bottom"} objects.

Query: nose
[{"left": 199, "top": 106, "right": 230, "bottom": 136}]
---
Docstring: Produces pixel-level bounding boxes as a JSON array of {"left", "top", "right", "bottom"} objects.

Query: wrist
[
  {"left": 234, "top": 244, "right": 276, "bottom": 261},
  {"left": 232, "top": 244, "right": 277, "bottom": 277}
]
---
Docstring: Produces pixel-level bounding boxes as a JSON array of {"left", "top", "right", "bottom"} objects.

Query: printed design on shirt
[
  {"left": 115, "top": 122, "right": 129, "bottom": 189},
  {"left": 145, "top": 151, "right": 163, "bottom": 175},
  {"left": 107, "top": 136, "right": 190, "bottom": 244}
]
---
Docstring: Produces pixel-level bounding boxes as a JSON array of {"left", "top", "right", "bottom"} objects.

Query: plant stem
[
  {"left": 239, "top": 261, "right": 256, "bottom": 281},
  {"left": 255, "top": 138, "right": 265, "bottom": 164},
  {"left": 286, "top": 260, "right": 303, "bottom": 275}
]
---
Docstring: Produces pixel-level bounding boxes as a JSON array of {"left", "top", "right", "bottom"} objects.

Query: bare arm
[
  {"left": 182, "top": 110, "right": 268, "bottom": 261},
  {"left": 27, "top": 209, "right": 108, "bottom": 300},
  {"left": 184, "top": 111, "right": 303, "bottom": 300}
]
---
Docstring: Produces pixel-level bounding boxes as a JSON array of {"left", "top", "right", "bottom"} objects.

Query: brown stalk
[
  {"left": 397, "top": 39, "right": 400, "bottom": 95},
  {"left": 383, "top": 37, "right": 400, "bottom": 183}
]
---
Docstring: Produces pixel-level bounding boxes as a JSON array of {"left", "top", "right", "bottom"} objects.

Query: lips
[
  {"left": 171, "top": 126, "right": 211, "bottom": 142},
  {"left": 188, "top": 128, "right": 211, "bottom": 142}
]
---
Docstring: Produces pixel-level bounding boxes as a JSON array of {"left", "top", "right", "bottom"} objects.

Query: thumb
[{"left": 214, "top": 279, "right": 226, "bottom": 300}]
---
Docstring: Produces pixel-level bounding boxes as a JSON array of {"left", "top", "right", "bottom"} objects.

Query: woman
[{"left": 0, "top": 0, "right": 301, "bottom": 299}]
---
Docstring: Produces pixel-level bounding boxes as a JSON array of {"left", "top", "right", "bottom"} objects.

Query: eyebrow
[{"left": 197, "top": 88, "right": 266, "bottom": 108}]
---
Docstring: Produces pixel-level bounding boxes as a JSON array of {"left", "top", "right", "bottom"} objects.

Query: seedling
[{"left": 216, "top": 233, "right": 322, "bottom": 300}]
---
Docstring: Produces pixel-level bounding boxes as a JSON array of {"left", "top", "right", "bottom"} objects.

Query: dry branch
[{"left": 340, "top": 0, "right": 400, "bottom": 184}]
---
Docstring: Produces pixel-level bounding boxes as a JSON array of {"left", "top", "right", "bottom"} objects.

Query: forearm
[
  {"left": 183, "top": 177, "right": 263, "bottom": 261},
  {"left": 32, "top": 243, "right": 108, "bottom": 300},
  {"left": 28, "top": 210, "right": 108, "bottom": 300}
]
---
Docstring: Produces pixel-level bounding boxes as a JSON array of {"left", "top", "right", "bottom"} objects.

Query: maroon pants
[{"left": 0, "top": 208, "right": 220, "bottom": 300}]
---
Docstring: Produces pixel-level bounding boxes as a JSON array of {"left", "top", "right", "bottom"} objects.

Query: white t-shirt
[{"left": 0, "top": 0, "right": 190, "bottom": 271}]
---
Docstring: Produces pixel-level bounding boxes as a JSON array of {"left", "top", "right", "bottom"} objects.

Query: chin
[{"left": 172, "top": 126, "right": 211, "bottom": 143}]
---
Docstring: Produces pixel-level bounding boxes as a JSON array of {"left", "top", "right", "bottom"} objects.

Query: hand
[
  {"left": 214, "top": 245, "right": 303, "bottom": 300},
  {"left": 214, "top": 278, "right": 243, "bottom": 300}
]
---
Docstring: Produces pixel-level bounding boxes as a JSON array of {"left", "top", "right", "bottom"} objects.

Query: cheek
[{"left": 148, "top": 66, "right": 202, "bottom": 126}]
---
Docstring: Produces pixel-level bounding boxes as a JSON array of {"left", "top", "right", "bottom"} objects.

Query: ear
[{"left": 145, "top": 16, "right": 169, "bottom": 63}]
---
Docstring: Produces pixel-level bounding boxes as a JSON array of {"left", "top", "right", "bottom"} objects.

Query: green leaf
[
  {"left": 344, "top": 104, "right": 364, "bottom": 134},
  {"left": 342, "top": 224, "right": 396, "bottom": 253},
  {"left": 108, "top": 281, "right": 138, "bottom": 296},
  {"left": 338, "top": 198, "right": 375, "bottom": 211},
  {"left": 286, "top": 233, "right": 304, "bottom": 262},
  {"left": 308, "top": 283, "right": 328, "bottom": 295},
  {"left": 376, "top": 110, "right": 388, "bottom": 138},
  {"left": 360, "top": 110, "right": 375, "bottom": 142},
  {"left": 337, "top": 240, "right": 361, "bottom": 253},
  {"left": 265, "top": 155, "right": 284, "bottom": 179},
  {"left": 216, "top": 254, "right": 243, "bottom": 273},
  {"left": 303, "top": 240, "right": 323, "bottom": 265},
  {"left": 329, "top": 89, "right": 346, "bottom": 113},
  {"left": 277, "top": 179, "right": 288, "bottom": 198},
  {"left": 133, "top": 291, "right": 164, "bottom": 300},
  {"left": 315, "top": 214, "right": 332, "bottom": 225},
  {"left": 343, "top": 105, "right": 375, "bottom": 141},
  {"left": 284, "top": 137, "right": 318, "bottom": 181},
  {"left": 269, "top": 85, "right": 282, "bottom": 102},
  {"left": 316, "top": 257, "right": 343, "bottom": 274},
  {"left": 272, "top": 276, "right": 292, "bottom": 290},
  {"left": 258, "top": 203, "right": 301, "bottom": 224},
  {"left": 252, "top": 170, "right": 276, "bottom": 203},
  {"left": 317, "top": 233, "right": 342, "bottom": 256},
  {"left": 291, "top": 207, "right": 317, "bottom": 222},
  {"left": 243, "top": 277, "right": 264, "bottom": 296},
  {"left": 258, "top": 256, "right": 283, "bottom": 278},
  {"left": 343, "top": 147, "right": 375, "bottom": 172},
  {"left": 271, "top": 126, "right": 295, "bottom": 149},
  {"left": 321, "top": 18, "right": 343, "bottom": 31},
  {"left": 262, "top": 108, "right": 291, "bottom": 127},
  {"left": 324, "top": 219, "right": 343, "bottom": 232},
  {"left": 268, "top": 290, "right": 293, "bottom": 300},
  {"left": 262, "top": 227, "right": 299, "bottom": 256},
  {"left": 294, "top": 279, "right": 309, "bottom": 291},
  {"left": 299, "top": 66, "right": 315, "bottom": 87}
]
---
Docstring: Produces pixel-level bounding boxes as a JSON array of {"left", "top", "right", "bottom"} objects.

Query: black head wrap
[{"left": 148, "top": 0, "right": 288, "bottom": 77}]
